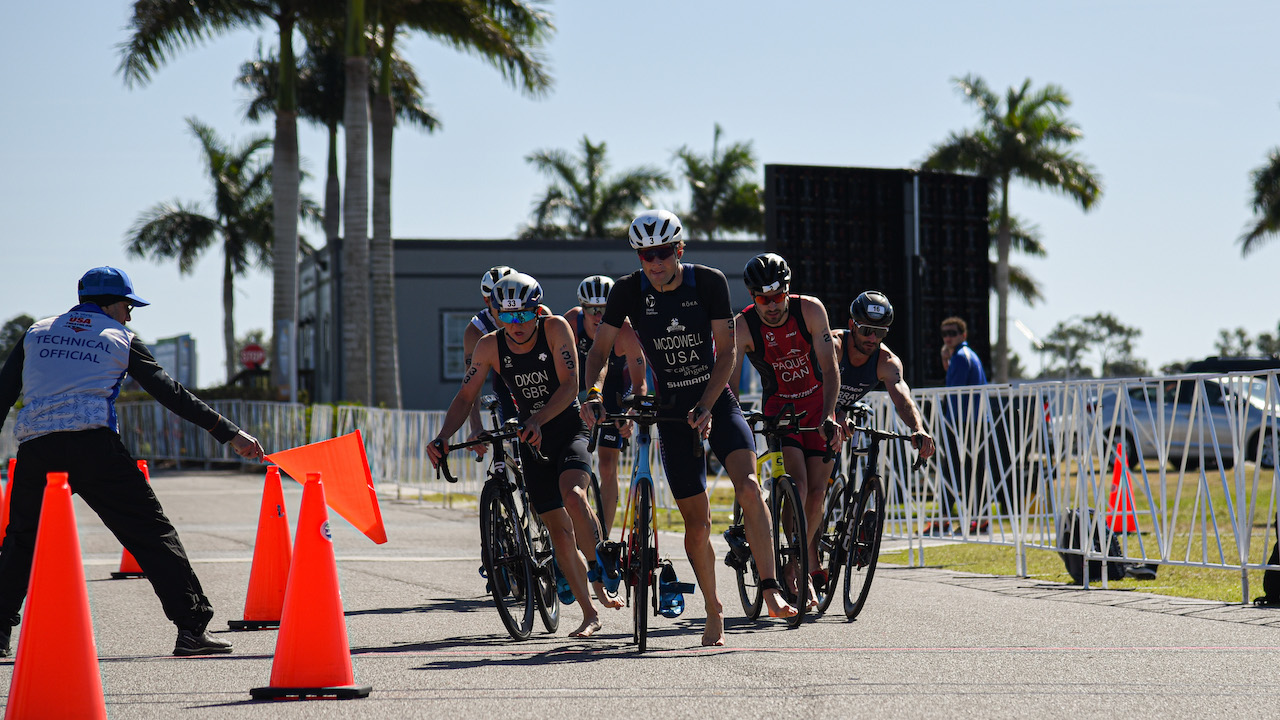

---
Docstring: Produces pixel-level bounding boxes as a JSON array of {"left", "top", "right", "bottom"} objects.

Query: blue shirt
[{"left": 946, "top": 341, "right": 987, "bottom": 387}]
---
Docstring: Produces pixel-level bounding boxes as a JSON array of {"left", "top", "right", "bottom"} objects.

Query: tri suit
[
  {"left": 741, "top": 295, "right": 828, "bottom": 456},
  {"left": 836, "top": 330, "right": 882, "bottom": 411},
  {"left": 494, "top": 316, "right": 591, "bottom": 513},
  {"left": 601, "top": 264, "right": 754, "bottom": 499},
  {"left": 573, "top": 312, "right": 631, "bottom": 450}
]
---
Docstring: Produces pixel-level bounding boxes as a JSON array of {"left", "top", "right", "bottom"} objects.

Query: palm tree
[
  {"left": 923, "top": 74, "right": 1102, "bottom": 382},
  {"left": 365, "top": 0, "right": 553, "bottom": 408},
  {"left": 524, "top": 136, "right": 673, "bottom": 239},
  {"left": 124, "top": 118, "right": 316, "bottom": 383},
  {"left": 1240, "top": 146, "right": 1280, "bottom": 256},
  {"left": 994, "top": 209, "right": 1045, "bottom": 306},
  {"left": 118, "top": 0, "right": 343, "bottom": 401},
  {"left": 673, "top": 123, "right": 764, "bottom": 240},
  {"left": 342, "top": 0, "right": 373, "bottom": 406}
]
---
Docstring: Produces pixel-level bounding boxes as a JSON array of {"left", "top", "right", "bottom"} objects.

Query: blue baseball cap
[{"left": 77, "top": 266, "right": 150, "bottom": 307}]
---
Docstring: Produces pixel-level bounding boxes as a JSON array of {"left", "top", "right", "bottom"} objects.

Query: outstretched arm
[{"left": 879, "top": 348, "right": 935, "bottom": 459}]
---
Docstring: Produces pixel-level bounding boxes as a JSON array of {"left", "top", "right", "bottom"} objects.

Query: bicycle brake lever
[
  {"left": 911, "top": 455, "right": 926, "bottom": 472},
  {"left": 431, "top": 440, "right": 458, "bottom": 483}
]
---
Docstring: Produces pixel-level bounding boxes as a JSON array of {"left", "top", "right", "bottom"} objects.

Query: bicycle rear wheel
[
  {"left": 528, "top": 511, "right": 560, "bottom": 633},
  {"left": 772, "top": 476, "right": 808, "bottom": 627},
  {"left": 631, "top": 477, "right": 654, "bottom": 651},
  {"left": 813, "top": 473, "right": 846, "bottom": 615},
  {"left": 730, "top": 500, "right": 763, "bottom": 620},
  {"left": 479, "top": 484, "right": 535, "bottom": 640},
  {"left": 842, "top": 475, "right": 886, "bottom": 620}
]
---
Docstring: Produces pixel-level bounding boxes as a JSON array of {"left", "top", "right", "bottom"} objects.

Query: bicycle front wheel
[
  {"left": 479, "top": 484, "right": 535, "bottom": 640},
  {"left": 631, "top": 477, "right": 654, "bottom": 651},
  {"left": 772, "top": 476, "right": 808, "bottom": 628},
  {"left": 730, "top": 500, "right": 763, "bottom": 620},
  {"left": 842, "top": 475, "right": 886, "bottom": 620},
  {"left": 528, "top": 510, "right": 560, "bottom": 633},
  {"left": 813, "top": 473, "right": 846, "bottom": 615}
]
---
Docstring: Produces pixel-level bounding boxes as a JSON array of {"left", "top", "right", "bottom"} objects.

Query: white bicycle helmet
[
  {"left": 576, "top": 275, "right": 614, "bottom": 306},
  {"left": 490, "top": 272, "right": 544, "bottom": 312},
  {"left": 480, "top": 265, "right": 516, "bottom": 297},
  {"left": 628, "top": 209, "right": 683, "bottom": 249}
]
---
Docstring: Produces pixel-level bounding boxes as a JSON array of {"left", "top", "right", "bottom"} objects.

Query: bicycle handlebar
[
  {"left": 433, "top": 419, "right": 550, "bottom": 483},
  {"left": 744, "top": 403, "right": 840, "bottom": 462},
  {"left": 585, "top": 393, "right": 696, "bottom": 453},
  {"left": 846, "top": 423, "right": 928, "bottom": 471}
]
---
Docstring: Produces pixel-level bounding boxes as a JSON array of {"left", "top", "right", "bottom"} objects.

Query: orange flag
[{"left": 266, "top": 431, "right": 387, "bottom": 544}]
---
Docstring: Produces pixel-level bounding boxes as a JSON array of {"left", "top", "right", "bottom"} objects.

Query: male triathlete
[
  {"left": 582, "top": 210, "right": 798, "bottom": 647},
  {"left": 732, "top": 253, "right": 840, "bottom": 606},
  {"left": 429, "top": 273, "right": 621, "bottom": 638},
  {"left": 563, "top": 275, "right": 647, "bottom": 538},
  {"left": 832, "top": 290, "right": 935, "bottom": 459}
]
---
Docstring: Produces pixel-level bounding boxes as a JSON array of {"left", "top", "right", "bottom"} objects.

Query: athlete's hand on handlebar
[
  {"left": 822, "top": 418, "right": 842, "bottom": 452},
  {"left": 687, "top": 405, "right": 712, "bottom": 440},
  {"left": 518, "top": 417, "right": 543, "bottom": 450},
  {"left": 911, "top": 430, "right": 935, "bottom": 460},
  {"left": 427, "top": 437, "right": 448, "bottom": 468},
  {"left": 580, "top": 398, "right": 604, "bottom": 428}
]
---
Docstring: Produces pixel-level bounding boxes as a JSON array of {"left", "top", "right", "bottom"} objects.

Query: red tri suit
[{"left": 741, "top": 295, "right": 828, "bottom": 456}]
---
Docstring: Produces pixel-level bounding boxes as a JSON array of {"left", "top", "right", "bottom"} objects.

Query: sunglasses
[
  {"left": 754, "top": 291, "right": 787, "bottom": 306},
  {"left": 853, "top": 321, "right": 888, "bottom": 340},
  {"left": 637, "top": 245, "right": 676, "bottom": 263},
  {"left": 941, "top": 329, "right": 960, "bottom": 338},
  {"left": 583, "top": 305, "right": 606, "bottom": 316},
  {"left": 498, "top": 310, "right": 538, "bottom": 324}
]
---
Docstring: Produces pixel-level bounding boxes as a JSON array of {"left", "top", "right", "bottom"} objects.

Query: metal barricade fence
[{"left": 13, "top": 371, "right": 1276, "bottom": 601}]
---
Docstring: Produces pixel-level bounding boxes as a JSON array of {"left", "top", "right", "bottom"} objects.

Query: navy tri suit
[{"left": 600, "top": 264, "right": 754, "bottom": 499}]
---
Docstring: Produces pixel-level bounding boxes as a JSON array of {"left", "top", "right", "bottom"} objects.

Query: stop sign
[{"left": 240, "top": 343, "right": 266, "bottom": 369}]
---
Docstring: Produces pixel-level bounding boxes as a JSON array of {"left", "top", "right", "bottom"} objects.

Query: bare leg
[
  {"left": 723, "top": 448, "right": 797, "bottom": 619},
  {"left": 539, "top": 507, "right": 601, "bottom": 637},
  {"left": 598, "top": 447, "right": 621, "bottom": 538},
  {"left": 560, "top": 470, "right": 622, "bottom": 610},
  {"left": 674, "top": 492, "right": 724, "bottom": 646},
  {"left": 797, "top": 450, "right": 834, "bottom": 608}
]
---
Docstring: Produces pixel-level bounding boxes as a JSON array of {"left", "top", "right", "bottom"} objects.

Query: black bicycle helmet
[
  {"left": 742, "top": 253, "right": 791, "bottom": 295},
  {"left": 850, "top": 290, "right": 893, "bottom": 327}
]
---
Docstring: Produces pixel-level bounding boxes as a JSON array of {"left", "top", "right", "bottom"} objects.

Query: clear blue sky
[{"left": 4, "top": 2, "right": 1278, "bottom": 389}]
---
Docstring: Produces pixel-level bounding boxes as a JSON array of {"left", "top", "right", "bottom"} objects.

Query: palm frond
[{"left": 118, "top": 0, "right": 263, "bottom": 88}]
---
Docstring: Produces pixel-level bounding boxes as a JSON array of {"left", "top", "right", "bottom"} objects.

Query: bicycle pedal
[{"left": 723, "top": 552, "right": 746, "bottom": 572}]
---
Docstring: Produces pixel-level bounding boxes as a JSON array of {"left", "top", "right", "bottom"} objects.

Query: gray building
[{"left": 300, "top": 238, "right": 768, "bottom": 410}]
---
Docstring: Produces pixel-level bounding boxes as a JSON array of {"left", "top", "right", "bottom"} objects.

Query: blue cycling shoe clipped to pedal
[
  {"left": 586, "top": 561, "right": 602, "bottom": 585},
  {"left": 596, "top": 541, "right": 623, "bottom": 595},
  {"left": 552, "top": 560, "right": 575, "bottom": 605},
  {"left": 657, "top": 560, "right": 696, "bottom": 619}
]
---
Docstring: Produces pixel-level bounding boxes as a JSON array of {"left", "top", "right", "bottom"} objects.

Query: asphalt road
[{"left": 2, "top": 467, "right": 1279, "bottom": 719}]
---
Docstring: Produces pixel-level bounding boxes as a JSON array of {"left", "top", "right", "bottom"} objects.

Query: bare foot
[
  {"left": 764, "top": 588, "right": 797, "bottom": 618},
  {"left": 806, "top": 579, "right": 820, "bottom": 610},
  {"left": 594, "top": 582, "right": 624, "bottom": 609},
  {"left": 569, "top": 615, "right": 603, "bottom": 638},
  {"left": 701, "top": 602, "right": 725, "bottom": 646}
]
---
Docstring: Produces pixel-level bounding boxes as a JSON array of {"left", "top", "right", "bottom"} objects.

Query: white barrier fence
[{"left": 1, "top": 371, "right": 1274, "bottom": 601}]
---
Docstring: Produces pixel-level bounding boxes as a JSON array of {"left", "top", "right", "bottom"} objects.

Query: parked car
[{"left": 1098, "top": 377, "right": 1277, "bottom": 471}]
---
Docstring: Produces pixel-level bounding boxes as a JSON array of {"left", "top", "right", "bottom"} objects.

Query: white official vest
[{"left": 15, "top": 304, "right": 133, "bottom": 442}]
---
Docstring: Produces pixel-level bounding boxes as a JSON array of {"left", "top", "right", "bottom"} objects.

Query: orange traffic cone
[
  {"left": 1, "top": 458, "right": 14, "bottom": 547},
  {"left": 229, "top": 466, "right": 293, "bottom": 630},
  {"left": 1107, "top": 443, "right": 1139, "bottom": 533},
  {"left": 250, "top": 473, "right": 370, "bottom": 700},
  {"left": 110, "top": 460, "right": 151, "bottom": 578},
  {"left": 4, "top": 473, "right": 107, "bottom": 720}
]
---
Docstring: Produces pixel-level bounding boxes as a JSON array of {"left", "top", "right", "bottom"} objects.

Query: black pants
[{"left": 0, "top": 428, "right": 213, "bottom": 632}]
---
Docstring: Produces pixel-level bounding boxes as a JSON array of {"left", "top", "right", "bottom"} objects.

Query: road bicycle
[
  {"left": 814, "top": 404, "right": 923, "bottom": 620},
  {"left": 434, "top": 402, "right": 559, "bottom": 640},
  {"left": 724, "top": 403, "right": 828, "bottom": 628},
  {"left": 588, "top": 393, "right": 693, "bottom": 652}
]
